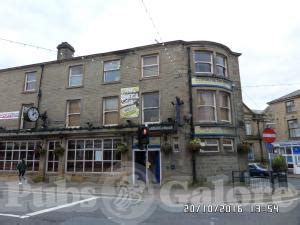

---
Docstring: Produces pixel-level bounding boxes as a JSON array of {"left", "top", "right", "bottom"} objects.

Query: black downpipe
[
  {"left": 37, "top": 64, "right": 45, "bottom": 109},
  {"left": 35, "top": 64, "right": 44, "bottom": 129},
  {"left": 187, "top": 47, "right": 197, "bottom": 184}
]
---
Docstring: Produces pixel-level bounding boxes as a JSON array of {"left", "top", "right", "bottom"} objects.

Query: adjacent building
[
  {"left": 266, "top": 89, "right": 300, "bottom": 174},
  {"left": 0, "top": 40, "right": 245, "bottom": 183},
  {"left": 243, "top": 103, "right": 268, "bottom": 162}
]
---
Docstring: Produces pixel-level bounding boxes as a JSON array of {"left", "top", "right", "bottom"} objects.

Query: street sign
[{"left": 262, "top": 128, "right": 276, "bottom": 143}]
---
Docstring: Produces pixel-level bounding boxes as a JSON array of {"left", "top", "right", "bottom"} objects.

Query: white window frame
[
  {"left": 142, "top": 91, "right": 160, "bottom": 124},
  {"left": 20, "top": 104, "right": 34, "bottom": 129},
  {"left": 0, "top": 140, "right": 40, "bottom": 171},
  {"left": 24, "top": 71, "right": 37, "bottom": 92},
  {"left": 194, "top": 51, "right": 213, "bottom": 74},
  {"left": 216, "top": 54, "right": 227, "bottom": 77},
  {"left": 142, "top": 54, "right": 159, "bottom": 78},
  {"left": 286, "top": 100, "right": 295, "bottom": 113},
  {"left": 197, "top": 90, "right": 217, "bottom": 122},
  {"left": 245, "top": 123, "right": 252, "bottom": 135},
  {"left": 66, "top": 100, "right": 81, "bottom": 128},
  {"left": 46, "top": 140, "right": 60, "bottom": 173},
  {"left": 103, "top": 59, "right": 121, "bottom": 83},
  {"left": 103, "top": 97, "right": 119, "bottom": 126},
  {"left": 223, "top": 139, "right": 234, "bottom": 152},
  {"left": 172, "top": 137, "right": 180, "bottom": 153},
  {"left": 219, "top": 91, "right": 231, "bottom": 122},
  {"left": 65, "top": 138, "right": 122, "bottom": 173},
  {"left": 288, "top": 119, "right": 300, "bottom": 138},
  {"left": 68, "top": 65, "right": 83, "bottom": 87},
  {"left": 200, "top": 139, "right": 219, "bottom": 152}
]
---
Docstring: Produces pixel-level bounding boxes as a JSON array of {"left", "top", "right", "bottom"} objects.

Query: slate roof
[{"left": 267, "top": 89, "right": 300, "bottom": 104}]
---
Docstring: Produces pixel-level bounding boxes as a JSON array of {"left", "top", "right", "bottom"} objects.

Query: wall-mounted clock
[{"left": 24, "top": 107, "right": 40, "bottom": 122}]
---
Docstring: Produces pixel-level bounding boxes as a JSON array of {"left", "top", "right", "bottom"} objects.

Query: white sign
[
  {"left": 0, "top": 111, "right": 20, "bottom": 120},
  {"left": 95, "top": 150, "right": 103, "bottom": 161}
]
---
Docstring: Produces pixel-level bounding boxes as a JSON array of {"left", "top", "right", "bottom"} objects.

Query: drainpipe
[
  {"left": 257, "top": 119, "right": 264, "bottom": 162},
  {"left": 37, "top": 64, "right": 45, "bottom": 109},
  {"left": 187, "top": 47, "right": 197, "bottom": 184},
  {"left": 37, "top": 64, "right": 46, "bottom": 178}
]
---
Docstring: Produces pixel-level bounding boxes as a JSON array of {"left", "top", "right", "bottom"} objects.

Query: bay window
[
  {"left": 194, "top": 51, "right": 213, "bottom": 73},
  {"left": 219, "top": 91, "right": 231, "bottom": 122},
  {"left": 197, "top": 90, "right": 216, "bottom": 122}
]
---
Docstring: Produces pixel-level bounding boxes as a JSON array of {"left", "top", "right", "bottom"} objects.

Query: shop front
[{"left": 272, "top": 141, "right": 300, "bottom": 174}]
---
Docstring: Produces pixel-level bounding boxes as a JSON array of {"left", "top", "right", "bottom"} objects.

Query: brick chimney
[{"left": 57, "top": 42, "right": 75, "bottom": 60}]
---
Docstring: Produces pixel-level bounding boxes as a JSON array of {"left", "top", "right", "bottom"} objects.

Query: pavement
[{"left": 0, "top": 177, "right": 299, "bottom": 225}]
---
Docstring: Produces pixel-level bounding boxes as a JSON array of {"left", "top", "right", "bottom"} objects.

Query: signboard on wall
[
  {"left": 120, "top": 87, "right": 139, "bottom": 118},
  {"left": 192, "top": 77, "right": 232, "bottom": 90},
  {"left": 0, "top": 111, "right": 19, "bottom": 120},
  {"left": 194, "top": 126, "right": 236, "bottom": 136}
]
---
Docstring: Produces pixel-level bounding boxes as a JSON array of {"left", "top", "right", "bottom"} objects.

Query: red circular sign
[{"left": 262, "top": 128, "right": 276, "bottom": 143}]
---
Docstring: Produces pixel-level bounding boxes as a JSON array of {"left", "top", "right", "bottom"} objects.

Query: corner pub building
[{"left": 0, "top": 40, "right": 245, "bottom": 184}]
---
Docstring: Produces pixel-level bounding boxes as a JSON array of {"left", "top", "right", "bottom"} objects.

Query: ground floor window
[
  {"left": 200, "top": 139, "right": 219, "bottom": 152},
  {"left": 47, "top": 141, "right": 59, "bottom": 172},
  {"left": 223, "top": 139, "right": 234, "bottom": 152},
  {"left": 0, "top": 140, "right": 40, "bottom": 171},
  {"left": 66, "top": 138, "right": 122, "bottom": 173},
  {"left": 199, "top": 138, "right": 235, "bottom": 152}
]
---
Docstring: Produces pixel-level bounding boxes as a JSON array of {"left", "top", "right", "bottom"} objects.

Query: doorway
[
  {"left": 294, "top": 155, "right": 300, "bottom": 174},
  {"left": 133, "top": 150, "right": 161, "bottom": 185}
]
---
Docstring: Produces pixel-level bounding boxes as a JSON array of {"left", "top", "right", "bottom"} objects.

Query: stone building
[
  {"left": 266, "top": 90, "right": 300, "bottom": 174},
  {"left": 266, "top": 89, "right": 300, "bottom": 140},
  {"left": 0, "top": 40, "right": 244, "bottom": 184},
  {"left": 243, "top": 103, "right": 269, "bottom": 162}
]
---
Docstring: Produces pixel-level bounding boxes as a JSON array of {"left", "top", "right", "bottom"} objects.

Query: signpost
[
  {"left": 262, "top": 128, "right": 276, "bottom": 171},
  {"left": 262, "top": 128, "right": 276, "bottom": 143}
]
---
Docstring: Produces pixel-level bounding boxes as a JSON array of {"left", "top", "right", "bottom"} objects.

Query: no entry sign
[{"left": 262, "top": 128, "right": 276, "bottom": 143}]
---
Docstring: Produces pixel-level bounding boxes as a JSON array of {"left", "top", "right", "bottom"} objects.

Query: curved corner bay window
[
  {"left": 0, "top": 141, "right": 40, "bottom": 171},
  {"left": 197, "top": 91, "right": 216, "bottom": 122},
  {"left": 194, "top": 51, "right": 213, "bottom": 73},
  {"left": 219, "top": 91, "right": 231, "bottom": 122},
  {"left": 66, "top": 138, "right": 122, "bottom": 173},
  {"left": 216, "top": 54, "right": 227, "bottom": 76}
]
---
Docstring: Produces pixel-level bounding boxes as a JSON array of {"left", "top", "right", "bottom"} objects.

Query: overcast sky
[{"left": 1, "top": 0, "right": 299, "bottom": 110}]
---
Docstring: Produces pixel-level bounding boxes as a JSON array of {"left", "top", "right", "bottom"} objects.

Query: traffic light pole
[{"left": 145, "top": 143, "right": 149, "bottom": 190}]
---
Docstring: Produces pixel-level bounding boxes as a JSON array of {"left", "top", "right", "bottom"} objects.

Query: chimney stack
[{"left": 57, "top": 42, "right": 75, "bottom": 60}]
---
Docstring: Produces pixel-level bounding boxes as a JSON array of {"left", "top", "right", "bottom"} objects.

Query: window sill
[
  {"left": 286, "top": 111, "right": 297, "bottom": 114},
  {"left": 22, "top": 90, "right": 37, "bottom": 94},
  {"left": 66, "top": 126, "right": 80, "bottom": 129},
  {"left": 194, "top": 73, "right": 231, "bottom": 81},
  {"left": 140, "top": 75, "right": 160, "bottom": 81},
  {"left": 102, "top": 81, "right": 121, "bottom": 85},
  {"left": 103, "top": 124, "right": 119, "bottom": 127},
  {"left": 66, "top": 85, "right": 83, "bottom": 89}
]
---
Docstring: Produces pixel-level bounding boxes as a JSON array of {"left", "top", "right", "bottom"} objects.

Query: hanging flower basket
[
  {"left": 187, "top": 139, "right": 201, "bottom": 152},
  {"left": 54, "top": 145, "right": 65, "bottom": 156},
  {"left": 117, "top": 143, "right": 128, "bottom": 153},
  {"left": 161, "top": 143, "right": 172, "bottom": 154},
  {"left": 34, "top": 145, "right": 47, "bottom": 156},
  {"left": 237, "top": 143, "right": 250, "bottom": 154}
]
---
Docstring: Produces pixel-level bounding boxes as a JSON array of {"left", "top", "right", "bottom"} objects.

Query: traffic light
[{"left": 138, "top": 126, "right": 149, "bottom": 149}]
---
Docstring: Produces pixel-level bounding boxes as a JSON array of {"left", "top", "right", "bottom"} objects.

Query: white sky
[{"left": 1, "top": 0, "right": 300, "bottom": 110}]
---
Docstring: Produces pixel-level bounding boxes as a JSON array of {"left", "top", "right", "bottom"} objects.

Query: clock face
[{"left": 27, "top": 107, "right": 39, "bottom": 122}]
